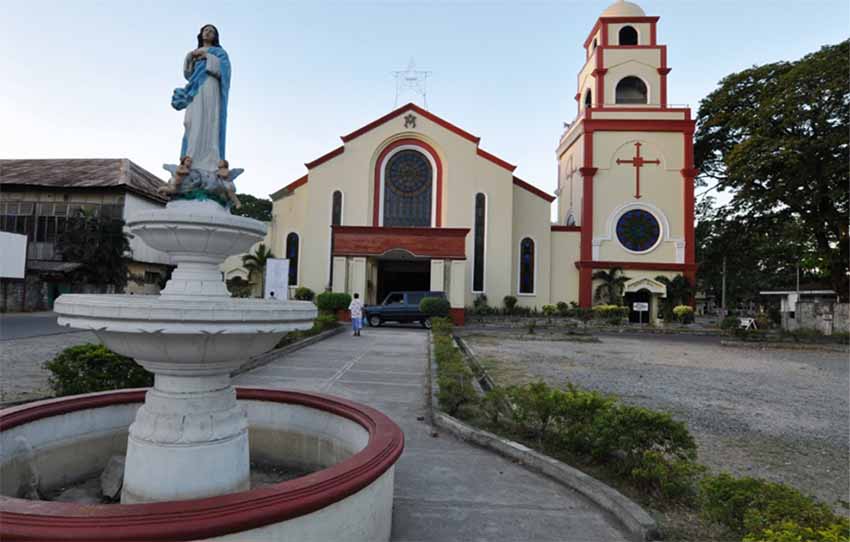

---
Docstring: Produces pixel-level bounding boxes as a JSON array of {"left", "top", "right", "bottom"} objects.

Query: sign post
[{"left": 633, "top": 301, "right": 649, "bottom": 325}]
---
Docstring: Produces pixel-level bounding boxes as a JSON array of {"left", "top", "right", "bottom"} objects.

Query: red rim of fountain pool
[{"left": 0, "top": 388, "right": 405, "bottom": 541}]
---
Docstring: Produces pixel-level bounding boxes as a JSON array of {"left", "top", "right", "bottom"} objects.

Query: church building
[{"left": 269, "top": 0, "right": 696, "bottom": 324}]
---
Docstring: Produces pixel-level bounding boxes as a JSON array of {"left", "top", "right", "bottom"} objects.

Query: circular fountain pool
[{"left": 0, "top": 388, "right": 404, "bottom": 541}]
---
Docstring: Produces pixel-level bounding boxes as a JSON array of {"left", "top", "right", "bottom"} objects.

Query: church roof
[{"left": 0, "top": 159, "right": 167, "bottom": 203}]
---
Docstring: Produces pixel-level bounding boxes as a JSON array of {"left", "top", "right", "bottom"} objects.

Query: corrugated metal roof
[{"left": 0, "top": 159, "right": 167, "bottom": 202}]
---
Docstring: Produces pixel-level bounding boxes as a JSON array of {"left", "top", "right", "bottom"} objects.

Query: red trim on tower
[
  {"left": 372, "top": 138, "right": 443, "bottom": 227},
  {"left": 305, "top": 146, "right": 344, "bottom": 169},
  {"left": 575, "top": 260, "right": 697, "bottom": 272},
  {"left": 583, "top": 16, "right": 660, "bottom": 49},
  {"left": 551, "top": 225, "right": 582, "bottom": 232},
  {"left": 477, "top": 148, "right": 517, "bottom": 172},
  {"left": 578, "top": 111, "right": 597, "bottom": 308},
  {"left": 341, "top": 102, "right": 480, "bottom": 144},
  {"left": 513, "top": 176, "right": 555, "bottom": 202}
]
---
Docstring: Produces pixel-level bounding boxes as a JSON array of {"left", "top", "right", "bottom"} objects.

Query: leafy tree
[
  {"left": 655, "top": 275, "right": 694, "bottom": 320},
  {"left": 56, "top": 208, "right": 130, "bottom": 291},
  {"left": 241, "top": 243, "right": 274, "bottom": 297},
  {"left": 232, "top": 193, "right": 272, "bottom": 222},
  {"left": 694, "top": 40, "right": 849, "bottom": 300},
  {"left": 592, "top": 267, "right": 630, "bottom": 305}
]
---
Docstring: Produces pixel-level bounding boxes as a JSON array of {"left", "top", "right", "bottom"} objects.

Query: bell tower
[{"left": 556, "top": 0, "right": 697, "bottom": 309}]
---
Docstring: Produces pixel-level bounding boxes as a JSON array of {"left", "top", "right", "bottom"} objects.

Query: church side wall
[
  {"left": 556, "top": 138, "right": 584, "bottom": 225},
  {"left": 512, "top": 186, "right": 552, "bottom": 308},
  {"left": 591, "top": 130, "right": 684, "bottom": 263},
  {"left": 271, "top": 184, "right": 313, "bottom": 291},
  {"left": 550, "top": 232, "right": 581, "bottom": 305}
]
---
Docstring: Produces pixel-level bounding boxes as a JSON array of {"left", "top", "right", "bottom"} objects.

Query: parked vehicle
[{"left": 364, "top": 291, "right": 446, "bottom": 329}]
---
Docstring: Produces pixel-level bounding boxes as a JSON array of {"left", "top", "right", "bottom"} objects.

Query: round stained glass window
[
  {"left": 386, "top": 150, "right": 431, "bottom": 196},
  {"left": 616, "top": 209, "right": 661, "bottom": 252}
]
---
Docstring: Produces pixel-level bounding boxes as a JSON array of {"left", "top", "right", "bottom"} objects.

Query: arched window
[
  {"left": 383, "top": 149, "right": 432, "bottom": 227},
  {"left": 519, "top": 237, "right": 535, "bottom": 294},
  {"left": 329, "top": 191, "right": 342, "bottom": 285},
  {"left": 591, "top": 38, "right": 598, "bottom": 51},
  {"left": 619, "top": 25, "right": 638, "bottom": 45},
  {"left": 615, "top": 76, "right": 648, "bottom": 104},
  {"left": 331, "top": 191, "right": 343, "bottom": 226},
  {"left": 584, "top": 89, "right": 593, "bottom": 109},
  {"left": 286, "top": 232, "right": 299, "bottom": 286},
  {"left": 473, "top": 193, "right": 486, "bottom": 292}
]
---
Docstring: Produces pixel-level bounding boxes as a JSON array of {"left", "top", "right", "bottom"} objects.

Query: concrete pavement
[
  {"left": 234, "top": 326, "right": 629, "bottom": 541},
  {"left": 0, "top": 312, "right": 74, "bottom": 340}
]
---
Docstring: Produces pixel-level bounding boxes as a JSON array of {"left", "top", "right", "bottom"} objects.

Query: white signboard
[
  {"left": 0, "top": 232, "right": 27, "bottom": 279},
  {"left": 264, "top": 258, "right": 290, "bottom": 300},
  {"left": 632, "top": 302, "right": 649, "bottom": 312}
]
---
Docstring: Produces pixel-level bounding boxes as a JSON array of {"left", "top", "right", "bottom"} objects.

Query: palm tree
[
  {"left": 593, "top": 267, "right": 630, "bottom": 305},
  {"left": 242, "top": 243, "right": 274, "bottom": 297},
  {"left": 655, "top": 274, "right": 694, "bottom": 318}
]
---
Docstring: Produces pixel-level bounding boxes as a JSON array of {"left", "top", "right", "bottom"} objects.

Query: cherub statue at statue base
[{"left": 160, "top": 158, "right": 245, "bottom": 211}]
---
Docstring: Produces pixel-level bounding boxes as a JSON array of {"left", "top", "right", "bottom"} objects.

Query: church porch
[{"left": 330, "top": 226, "right": 469, "bottom": 324}]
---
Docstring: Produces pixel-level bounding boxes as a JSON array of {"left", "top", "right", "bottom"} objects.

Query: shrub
[
  {"left": 503, "top": 295, "right": 518, "bottom": 314},
  {"left": 743, "top": 520, "right": 850, "bottom": 542},
  {"left": 630, "top": 451, "right": 706, "bottom": 500},
  {"left": 590, "top": 403, "right": 697, "bottom": 470},
  {"left": 754, "top": 313, "right": 771, "bottom": 330},
  {"left": 315, "top": 291, "right": 352, "bottom": 312},
  {"left": 556, "top": 301, "right": 571, "bottom": 317},
  {"left": 472, "top": 294, "right": 494, "bottom": 316},
  {"left": 673, "top": 305, "right": 695, "bottom": 324},
  {"left": 593, "top": 304, "right": 629, "bottom": 325},
  {"left": 481, "top": 387, "right": 509, "bottom": 428},
  {"left": 433, "top": 334, "right": 476, "bottom": 416},
  {"left": 575, "top": 307, "right": 594, "bottom": 327},
  {"left": 312, "top": 313, "right": 339, "bottom": 332},
  {"left": 542, "top": 304, "right": 557, "bottom": 318},
  {"left": 420, "top": 296, "right": 450, "bottom": 317},
  {"left": 45, "top": 344, "right": 152, "bottom": 396},
  {"left": 431, "top": 316, "right": 453, "bottom": 335},
  {"left": 506, "top": 382, "right": 563, "bottom": 445},
  {"left": 556, "top": 385, "right": 615, "bottom": 455},
  {"left": 700, "top": 474, "right": 842, "bottom": 536},
  {"left": 293, "top": 286, "right": 315, "bottom": 301},
  {"left": 527, "top": 320, "right": 537, "bottom": 334},
  {"left": 720, "top": 315, "right": 740, "bottom": 330}
]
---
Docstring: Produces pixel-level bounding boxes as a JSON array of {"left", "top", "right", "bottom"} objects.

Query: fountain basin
[
  {"left": 0, "top": 388, "right": 404, "bottom": 541},
  {"left": 54, "top": 295, "right": 317, "bottom": 373}
]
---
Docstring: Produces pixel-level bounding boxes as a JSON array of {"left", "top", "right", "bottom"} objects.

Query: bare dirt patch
[{"left": 462, "top": 329, "right": 850, "bottom": 512}]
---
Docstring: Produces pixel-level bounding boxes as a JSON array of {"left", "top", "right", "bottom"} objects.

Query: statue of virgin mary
[{"left": 171, "top": 24, "right": 231, "bottom": 172}]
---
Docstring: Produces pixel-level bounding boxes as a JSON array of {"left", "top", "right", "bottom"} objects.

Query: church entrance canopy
[{"left": 331, "top": 226, "right": 468, "bottom": 260}]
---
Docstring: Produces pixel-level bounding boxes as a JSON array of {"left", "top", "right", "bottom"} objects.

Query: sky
[{"left": 2, "top": 0, "right": 847, "bottom": 212}]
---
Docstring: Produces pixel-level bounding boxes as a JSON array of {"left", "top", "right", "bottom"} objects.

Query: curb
[
  {"left": 232, "top": 326, "right": 346, "bottom": 376},
  {"left": 428, "top": 333, "right": 660, "bottom": 542},
  {"left": 719, "top": 339, "right": 848, "bottom": 352}
]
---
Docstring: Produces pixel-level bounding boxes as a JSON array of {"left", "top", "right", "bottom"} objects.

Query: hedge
[
  {"left": 45, "top": 344, "right": 152, "bottom": 396},
  {"left": 420, "top": 296, "right": 450, "bottom": 317},
  {"left": 315, "top": 291, "right": 352, "bottom": 312}
]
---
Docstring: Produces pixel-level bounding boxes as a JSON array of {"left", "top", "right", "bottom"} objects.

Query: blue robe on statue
[{"left": 171, "top": 46, "right": 231, "bottom": 170}]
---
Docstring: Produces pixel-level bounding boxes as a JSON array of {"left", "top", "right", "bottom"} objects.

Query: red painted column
[
  {"left": 578, "top": 165, "right": 597, "bottom": 308},
  {"left": 682, "top": 128, "right": 698, "bottom": 306}
]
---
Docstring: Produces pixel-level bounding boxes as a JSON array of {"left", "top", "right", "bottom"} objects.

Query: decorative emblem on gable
[
  {"left": 403, "top": 113, "right": 417, "bottom": 129},
  {"left": 623, "top": 277, "right": 667, "bottom": 297}
]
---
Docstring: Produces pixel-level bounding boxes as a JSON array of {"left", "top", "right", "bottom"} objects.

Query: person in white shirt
[{"left": 348, "top": 293, "right": 364, "bottom": 337}]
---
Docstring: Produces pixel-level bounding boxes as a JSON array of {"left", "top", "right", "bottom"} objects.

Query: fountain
[{"left": 0, "top": 24, "right": 403, "bottom": 541}]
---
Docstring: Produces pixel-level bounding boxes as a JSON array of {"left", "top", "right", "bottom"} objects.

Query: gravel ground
[
  {"left": 0, "top": 331, "right": 98, "bottom": 404},
  {"left": 461, "top": 330, "right": 850, "bottom": 511}
]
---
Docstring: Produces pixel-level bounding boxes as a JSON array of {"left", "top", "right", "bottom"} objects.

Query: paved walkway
[{"left": 234, "top": 326, "right": 629, "bottom": 541}]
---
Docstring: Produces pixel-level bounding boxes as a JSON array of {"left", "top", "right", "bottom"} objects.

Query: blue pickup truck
[{"left": 364, "top": 291, "right": 446, "bottom": 329}]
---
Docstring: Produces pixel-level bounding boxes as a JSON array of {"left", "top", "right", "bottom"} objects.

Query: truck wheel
[
  {"left": 369, "top": 315, "right": 382, "bottom": 327},
  {"left": 422, "top": 319, "right": 432, "bottom": 330}
]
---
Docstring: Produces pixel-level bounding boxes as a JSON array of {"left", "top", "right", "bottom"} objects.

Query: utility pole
[{"left": 721, "top": 256, "right": 727, "bottom": 316}]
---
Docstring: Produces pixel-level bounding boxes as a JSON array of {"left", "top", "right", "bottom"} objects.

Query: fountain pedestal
[{"left": 54, "top": 200, "right": 317, "bottom": 503}]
